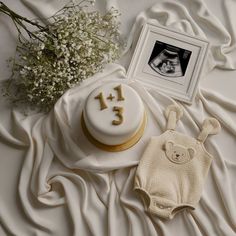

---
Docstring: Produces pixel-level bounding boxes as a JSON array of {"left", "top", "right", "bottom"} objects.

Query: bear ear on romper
[
  {"left": 188, "top": 147, "right": 196, "bottom": 159},
  {"left": 163, "top": 140, "right": 174, "bottom": 151}
]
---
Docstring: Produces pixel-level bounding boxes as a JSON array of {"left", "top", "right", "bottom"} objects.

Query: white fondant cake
[{"left": 82, "top": 82, "right": 146, "bottom": 151}]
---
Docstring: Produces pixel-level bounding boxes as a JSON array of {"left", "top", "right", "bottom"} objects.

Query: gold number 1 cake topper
[
  {"left": 94, "top": 84, "right": 125, "bottom": 125},
  {"left": 114, "top": 85, "right": 125, "bottom": 101},
  {"left": 94, "top": 92, "right": 108, "bottom": 110}
]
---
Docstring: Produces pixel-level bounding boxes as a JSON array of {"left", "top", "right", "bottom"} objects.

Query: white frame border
[{"left": 127, "top": 23, "right": 210, "bottom": 104}]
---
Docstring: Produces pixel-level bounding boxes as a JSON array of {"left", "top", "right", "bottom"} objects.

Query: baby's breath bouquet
[{"left": 0, "top": 0, "right": 123, "bottom": 111}]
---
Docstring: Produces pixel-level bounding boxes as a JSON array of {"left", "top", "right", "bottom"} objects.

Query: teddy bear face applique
[{"left": 164, "top": 140, "right": 195, "bottom": 164}]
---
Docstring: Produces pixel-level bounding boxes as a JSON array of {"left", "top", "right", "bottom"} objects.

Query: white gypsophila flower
[{"left": 4, "top": 0, "right": 123, "bottom": 112}]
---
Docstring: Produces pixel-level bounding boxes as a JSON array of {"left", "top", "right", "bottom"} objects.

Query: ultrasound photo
[{"left": 148, "top": 41, "right": 192, "bottom": 77}]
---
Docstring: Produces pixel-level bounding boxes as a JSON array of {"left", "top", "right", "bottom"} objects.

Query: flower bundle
[{"left": 1, "top": 0, "right": 123, "bottom": 111}]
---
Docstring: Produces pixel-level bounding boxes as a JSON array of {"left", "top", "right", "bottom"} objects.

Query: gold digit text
[
  {"left": 94, "top": 92, "right": 108, "bottom": 110},
  {"left": 112, "top": 106, "right": 124, "bottom": 125},
  {"left": 114, "top": 85, "right": 125, "bottom": 101}
]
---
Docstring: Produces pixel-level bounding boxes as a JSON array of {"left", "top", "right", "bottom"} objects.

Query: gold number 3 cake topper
[
  {"left": 94, "top": 85, "right": 125, "bottom": 126},
  {"left": 112, "top": 106, "right": 124, "bottom": 125}
]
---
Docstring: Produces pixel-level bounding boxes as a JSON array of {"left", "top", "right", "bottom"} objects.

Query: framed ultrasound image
[{"left": 127, "top": 22, "right": 209, "bottom": 103}]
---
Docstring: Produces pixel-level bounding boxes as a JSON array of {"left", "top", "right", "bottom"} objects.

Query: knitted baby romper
[{"left": 134, "top": 104, "right": 221, "bottom": 219}]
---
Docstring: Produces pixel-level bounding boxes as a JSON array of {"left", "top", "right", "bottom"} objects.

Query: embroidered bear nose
[{"left": 176, "top": 154, "right": 180, "bottom": 157}]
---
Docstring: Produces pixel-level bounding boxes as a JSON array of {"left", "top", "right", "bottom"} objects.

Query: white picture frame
[{"left": 127, "top": 22, "right": 210, "bottom": 104}]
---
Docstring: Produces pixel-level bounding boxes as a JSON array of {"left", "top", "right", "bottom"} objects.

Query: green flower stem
[
  {"left": 0, "top": 2, "right": 44, "bottom": 29},
  {"left": 0, "top": 1, "right": 53, "bottom": 41}
]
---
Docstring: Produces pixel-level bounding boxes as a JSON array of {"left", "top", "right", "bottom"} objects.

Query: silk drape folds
[{"left": 0, "top": 0, "right": 236, "bottom": 235}]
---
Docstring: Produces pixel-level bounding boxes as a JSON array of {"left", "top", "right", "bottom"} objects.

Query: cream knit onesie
[{"left": 134, "top": 105, "right": 221, "bottom": 219}]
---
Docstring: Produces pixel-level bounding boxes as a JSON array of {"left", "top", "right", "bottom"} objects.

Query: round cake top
[{"left": 83, "top": 82, "right": 145, "bottom": 146}]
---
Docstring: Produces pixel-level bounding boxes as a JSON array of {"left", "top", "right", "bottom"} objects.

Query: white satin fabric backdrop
[{"left": 0, "top": 0, "right": 236, "bottom": 235}]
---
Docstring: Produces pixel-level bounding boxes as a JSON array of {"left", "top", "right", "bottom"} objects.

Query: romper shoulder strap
[
  {"left": 164, "top": 104, "right": 183, "bottom": 131},
  {"left": 197, "top": 118, "right": 221, "bottom": 143}
]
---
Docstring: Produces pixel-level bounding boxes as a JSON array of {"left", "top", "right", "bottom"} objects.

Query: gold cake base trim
[{"left": 81, "top": 112, "right": 147, "bottom": 152}]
